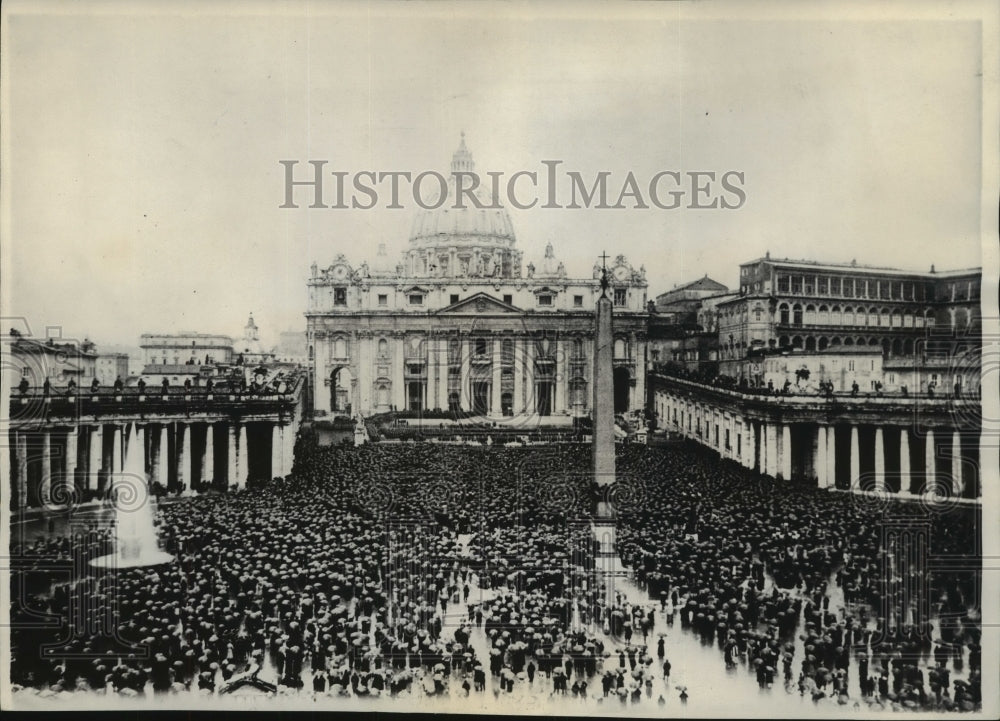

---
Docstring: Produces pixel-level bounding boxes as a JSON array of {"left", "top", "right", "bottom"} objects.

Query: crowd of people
[{"left": 9, "top": 435, "right": 982, "bottom": 712}]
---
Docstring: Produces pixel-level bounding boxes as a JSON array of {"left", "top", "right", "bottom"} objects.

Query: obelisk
[{"left": 592, "top": 254, "right": 618, "bottom": 604}]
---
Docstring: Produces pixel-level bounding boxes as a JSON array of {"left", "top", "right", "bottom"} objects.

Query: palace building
[{"left": 305, "top": 138, "right": 649, "bottom": 419}]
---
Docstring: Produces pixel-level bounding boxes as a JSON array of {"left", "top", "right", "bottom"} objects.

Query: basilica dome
[{"left": 408, "top": 135, "right": 516, "bottom": 252}]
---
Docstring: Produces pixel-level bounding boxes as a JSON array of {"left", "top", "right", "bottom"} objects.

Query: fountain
[{"left": 90, "top": 423, "right": 174, "bottom": 568}]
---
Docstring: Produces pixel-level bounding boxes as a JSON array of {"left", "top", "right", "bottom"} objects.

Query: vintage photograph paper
[{"left": 1, "top": 0, "right": 997, "bottom": 717}]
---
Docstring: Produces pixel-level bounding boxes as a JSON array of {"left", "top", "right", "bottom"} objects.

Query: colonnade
[
  {"left": 655, "top": 389, "right": 980, "bottom": 499},
  {"left": 9, "top": 419, "right": 296, "bottom": 508}
]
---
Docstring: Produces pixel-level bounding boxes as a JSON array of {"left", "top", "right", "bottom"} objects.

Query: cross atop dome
[{"left": 451, "top": 131, "right": 475, "bottom": 173}]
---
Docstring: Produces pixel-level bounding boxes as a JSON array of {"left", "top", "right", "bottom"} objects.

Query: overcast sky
[{"left": 2, "top": 0, "right": 990, "bottom": 349}]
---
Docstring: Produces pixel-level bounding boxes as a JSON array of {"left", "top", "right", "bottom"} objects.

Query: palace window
[
  {"left": 409, "top": 294, "right": 423, "bottom": 306},
  {"left": 574, "top": 295, "right": 584, "bottom": 307},
  {"left": 377, "top": 294, "right": 388, "bottom": 306},
  {"left": 450, "top": 294, "right": 459, "bottom": 305},
  {"left": 538, "top": 294, "right": 553, "bottom": 307},
  {"left": 475, "top": 338, "right": 488, "bottom": 355},
  {"left": 503, "top": 294, "right": 513, "bottom": 305}
]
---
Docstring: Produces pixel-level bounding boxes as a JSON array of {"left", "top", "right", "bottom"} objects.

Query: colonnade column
[
  {"left": 202, "top": 424, "right": 215, "bottom": 487},
  {"left": 780, "top": 424, "right": 792, "bottom": 481},
  {"left": 40, "top": 432, "right": 52, "bottom": 506},
  {"left": 815, "top": 424, "right": 828, "bottom": 488},
  {"left": 88, "top": 425, "right": 103, "bottom": 489},
  {"left": 525, "top": 336, "right": 535, "bottom": 415},
  {"left": 460, "top": 337, "right": 471, "bottom": 412},
  {"left": 157, "top": 424, "right": 169, "bottom": 489},
  {"left": 271, "top": 423, "right": 283, "bottom": 479},
  {"left": 111, "top": 424, "right": 123, "bottom": 475},
  {"left": 899, "top": 428, "right": 911, "bottom": 494},
  {"left": 491, "top": 336, "right": 503, "bottom": 417},
  {"left": 951, "top": 431, "right": 963, "bottom": 497},
  {"left": 924, "top": 429, "right": 936, "bottom": 494},
  {"left": 237, "top": 423, "right": 249, "bottom": 488},
  {"left": 283, "top": 422, "right": 295, "bottom": 473},
  {"left": 513, "top": 337, "right": 524, "bottom": 415},
  {"left": 227, "top": 425, "right": 238, "bottom": 488},
  {"left": 874, "top": 427, "right": 886, "bottom": 492},
  {"left": 179, "top": 422, "right": 192, "bottom": 494},
  {"left": 764, "top": 423, "right": 776, "bottom": 477},
  {"left": 826, "top": 425, "right": 836, "bottom": 489},
  {"left": 849, "top": 425, "right": 860, "bottom": 490}
]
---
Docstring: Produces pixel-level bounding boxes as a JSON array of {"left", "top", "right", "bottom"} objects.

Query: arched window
[
  {"left": 377, "top": 338, "right": 388, "bottom": 357},
  {"left": 573, "top": 338, "right": 584, "bottom": 358},
  {"left": 792, "top": 304, "right": 803, "bottom": 326},
  {"left": 804, "top": 304, "right": 816, "bottom": 324},
  {"left": 880, "top": 308, "right": 890, "bottom": 327},
  {"left": 334, "top": 337, "right": 349, "bottom": 358},
  {"left": 818, "top": 305, "right": 829, "bottom": 324},
  {"left": 778, "top": 303, "right": 790, "bottom": 325},
  {"left": 475, "top": 337, "right": 487, "bottom": 356},
  {"left": 818, "top": 337, "right": 829, "bottom": 351},
  {"left": 830, "top": 305, "right": 841, "bottom": 325},
  {"left": 614, "top": 338, "right": 627, "bottom": 358}
]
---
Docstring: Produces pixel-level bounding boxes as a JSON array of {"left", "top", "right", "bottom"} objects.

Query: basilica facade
[{"left": 305, "top": 139, "right": 649, "bottom": 419}]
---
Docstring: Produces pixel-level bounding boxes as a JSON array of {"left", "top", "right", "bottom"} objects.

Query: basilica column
[
  {"left": 899, "top": 427, "right": 911, "bottom": 494},
  {"left": 513, "top": 337, "right": 525, "bottom": 415},
  {"left": 358, "top": 332, "right": 372, "bottom": 413},
  {"left": 238, "top": 423, "right": 249, "bottom": 488},
  {"left": 849, "top": 425, "right": 860, "bottom": 490},
  {"left": 525, "top": 336, "right": 536, "bottom": 415},
  {"left": 65, "top": 427, "right": 78, "bottom": 492},
  {"left": 951, "top": 430, "right": 963, "bottom": 497},
  {"left": 16, "top": 432, "right": 28, "bottom": 508},
  {"left": 271, "top": 423, "right": 284, "bottom": 479},
  {"left": 924, "top": 428, "right": 936, "bottom": 494},
  {"left": 491, "top": 335, "right": 503, "bottom": 416},
  {"left": 874, "top": 426, "right": 885, "bottom": 492},
  {"left": 554, "top": 338, "right": 565, "bottom": 414},
  {"left": 634, "top": 335, "right": 646, "bottom": 411},
  {"left": 202, "top": 423, "right": 215, "bottom": 487},
  {"left": 393, "top": 334, "right": 406, "bottom": 412},
  {"left": 426, "top": 334, "right": 437, "bottom": 411},
  {"left": 780, "top": 424, "right": 792, "bottom": 480},
  {"left": 88, "top": 425, "right": 103, "bottom": 490},
  {"left": 314, "top": 336, "right": 330, "bottom": 414},
  {"left": 437, "top": 337, "right": 449, "bottom": 411},
  {"left": 227, "top": 424, "right": 238, "bottom": 488},
  {"left": 40, "top": 431, "right": 52, "bottom": 506},
  {"left": 815, "top": 424, "right": 828, "bottom": 488},
  {"left": 460, "top": 336, "right": 471, "bottom": 412}
]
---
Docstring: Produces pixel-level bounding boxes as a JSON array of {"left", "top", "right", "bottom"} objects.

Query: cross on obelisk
[{"left": 592, "top": 251, "right": 617, "bottom": 604}]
